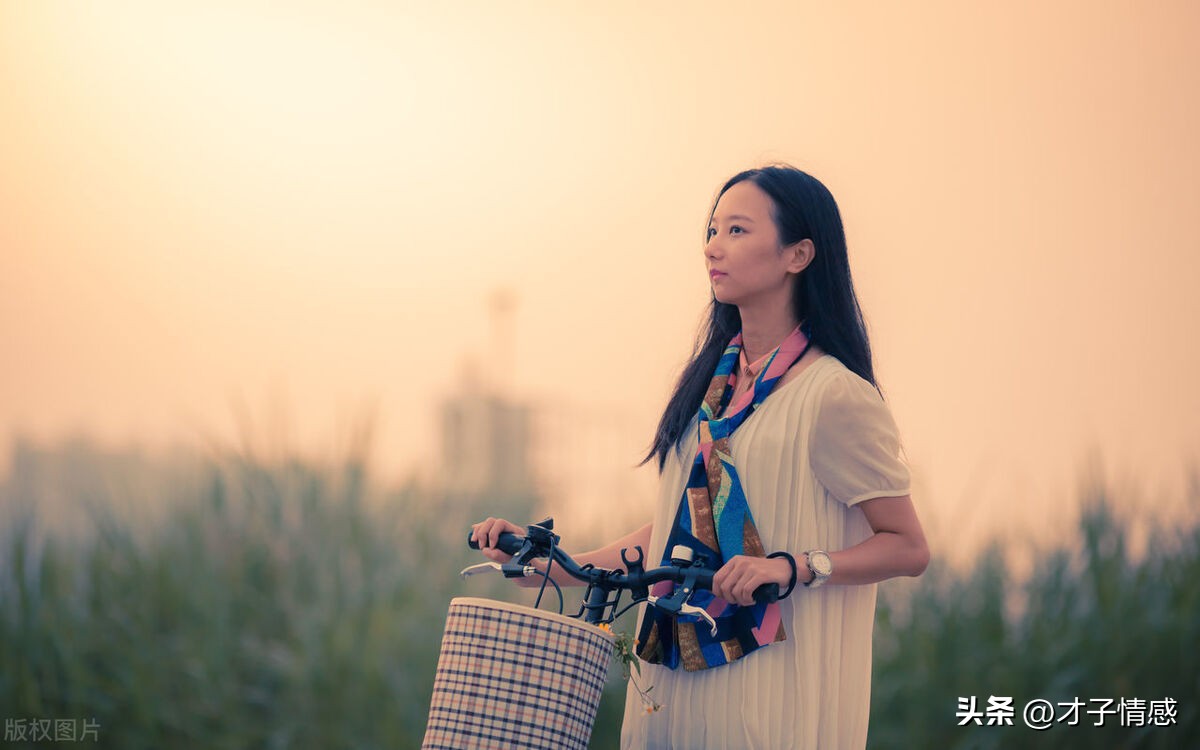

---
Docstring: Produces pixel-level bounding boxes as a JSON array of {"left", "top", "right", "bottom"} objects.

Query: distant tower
[
  {"left": 436, "top": 289, "right": 537, "bottom": 521},
  {"left": 488, "top": 287, "right": 517, "bottom": 395}
]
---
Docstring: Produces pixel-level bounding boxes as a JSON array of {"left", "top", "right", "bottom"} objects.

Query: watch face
[{"left": 810, "top": 551, "right": 833, "bottom": 576}]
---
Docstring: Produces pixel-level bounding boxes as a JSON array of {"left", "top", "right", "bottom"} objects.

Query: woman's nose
[{"left": 704, "top": 236, "right": 723, "bottom": 260}]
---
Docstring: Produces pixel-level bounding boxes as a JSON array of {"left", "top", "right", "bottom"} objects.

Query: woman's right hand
[{"left": 470, "top": 517, "right": 525, "bottom": 564}]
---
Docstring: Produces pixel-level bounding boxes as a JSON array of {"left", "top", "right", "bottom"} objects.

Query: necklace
[{"left": 740, "top": 347, "right": 773, "bottom": 379}]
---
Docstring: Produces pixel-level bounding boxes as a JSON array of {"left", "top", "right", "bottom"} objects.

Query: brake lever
[
  {"left": 641, "top": 565, "right": 718, "bottom": 636},
  {"left": 460, "top": 562, "right": 502, "bottom": 578},
  {"left": 460, "top": 562, "right": 538, "bottom": 579},
  {"left": 647, "top": 594, "right": 718, "bottom": 636}
]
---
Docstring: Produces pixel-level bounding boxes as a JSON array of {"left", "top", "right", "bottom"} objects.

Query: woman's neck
[{"left": 738, "top": 301, "right": 801, "bottom": 363}]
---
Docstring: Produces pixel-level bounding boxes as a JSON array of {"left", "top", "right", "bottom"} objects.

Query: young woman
[{"left": 472, "top": 164, "right": 929, "bottom": 749}]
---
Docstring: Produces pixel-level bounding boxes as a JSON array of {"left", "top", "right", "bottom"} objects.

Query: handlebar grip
[
  {"left": 755, "top": 582, "right": 780, "bottom": 604},
  {"left": 466, "top": 530, "right": 525, "bottom": 556},
  {"left": 687, "top": 571, "right": 780, "bottom": 604}
]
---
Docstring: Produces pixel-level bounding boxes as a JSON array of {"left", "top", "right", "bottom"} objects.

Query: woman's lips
[{"left": 709, "top": 270, "right": 727, "bottom": 279}]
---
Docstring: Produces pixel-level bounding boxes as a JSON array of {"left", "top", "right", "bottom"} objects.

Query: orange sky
[{"left": 3, "top": 1, "right": 1198, "bottom": 559}]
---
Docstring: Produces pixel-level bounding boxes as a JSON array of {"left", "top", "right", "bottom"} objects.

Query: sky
[{"left": 3, "top": 1, "right": 1198, "bottom": 560}]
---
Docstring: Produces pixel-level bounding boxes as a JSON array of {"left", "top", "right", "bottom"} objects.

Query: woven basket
[{"left": 422, "top": 596, "right": 616, "bottom": 750}]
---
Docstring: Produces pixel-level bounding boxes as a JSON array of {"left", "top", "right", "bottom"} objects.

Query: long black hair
[{"left": 643, "top": 164, "right": 877, "bottom": 472}]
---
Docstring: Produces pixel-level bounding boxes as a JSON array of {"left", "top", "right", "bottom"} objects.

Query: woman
[{"left": 472, "top": 164, "right": 929, "bottom": 749}]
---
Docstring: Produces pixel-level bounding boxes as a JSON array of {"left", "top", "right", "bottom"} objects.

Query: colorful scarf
[{"left": 636, "top": 322, "right": 811, "bottom": 671}]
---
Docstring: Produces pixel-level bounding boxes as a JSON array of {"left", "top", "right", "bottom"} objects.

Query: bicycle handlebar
[{"left": 468, "top": 530, "right": 779, "bottom": 606}]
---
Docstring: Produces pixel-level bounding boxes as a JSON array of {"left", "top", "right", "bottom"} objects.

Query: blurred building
[
  {"left": 433, "top": 371, "right": 654, "bottom": 547},
  {"left": 431, "top": 289, "right": 655, "bottom": 545},
  {"left": 438, "top": 382, "right": 536, "bottom": 500},
  {"left": 432, "top": 289, "right": 538, "bottom": 524},
  {"left": 529, "top": 398, "right": 657, "bottom": 545}
]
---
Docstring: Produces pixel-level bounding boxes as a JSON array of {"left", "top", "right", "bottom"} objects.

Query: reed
[
  {"left": 2, "top": 453, "right": 1195, "bottom": 748},
  {"left": 871, "top": 483, "right": 1199, "bottom": 748}
]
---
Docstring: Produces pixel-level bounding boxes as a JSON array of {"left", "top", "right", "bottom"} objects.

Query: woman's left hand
[{"left": 711, "top": 555, "right": 795, "bottom": 607}]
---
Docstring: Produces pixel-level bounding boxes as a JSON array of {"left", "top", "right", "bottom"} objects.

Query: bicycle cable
[{"left": 532, "top": 534, "right": 564, "bottom": 614}]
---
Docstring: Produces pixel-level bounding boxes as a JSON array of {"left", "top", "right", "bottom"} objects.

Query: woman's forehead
[{"left": 711, "top": 181, "right": 772, "bottom": 222}]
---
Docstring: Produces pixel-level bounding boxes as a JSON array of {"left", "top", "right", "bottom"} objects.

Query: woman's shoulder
[
  {"left": 772, "top": 351, "right": 883, "bottom": 418},
  {"left": 805, "top": 351, "right": 877, "bottom": 391},
  {"left": 774, "top": 346, "right": 863, "bottom": 394},
  {"left": 775, "top": 344, "right": 833, "bottom": 389},
  {"left": 806, "top": 356, "right": 899, "bottom": 440}
]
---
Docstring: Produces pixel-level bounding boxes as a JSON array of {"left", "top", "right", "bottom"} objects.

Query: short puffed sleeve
[{"left": 810, "top": 370, "right": 912, "bottom": 506}]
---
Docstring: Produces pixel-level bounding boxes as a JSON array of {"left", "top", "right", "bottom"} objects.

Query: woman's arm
[
  {"left": 712, "top": 494, "right": 928, "bottom": 605},
  {"left": 822, "top": 494, "right": 929, "bottom": 585},
  {"left": 471, "top": 517, "right": 654, "bottom": 588}
]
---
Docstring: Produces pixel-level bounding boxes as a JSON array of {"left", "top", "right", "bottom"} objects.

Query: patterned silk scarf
[{"left": 636, "top": 322, "right": 811, "bottom": 672}]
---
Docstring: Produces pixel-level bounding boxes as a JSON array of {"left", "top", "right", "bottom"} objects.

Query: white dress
[{"left": 620, "top": 354, "right": 912, "bottom": 750}]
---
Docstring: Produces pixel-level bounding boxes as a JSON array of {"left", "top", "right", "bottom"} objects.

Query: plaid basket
[{"left": 422, "top": 596, "right": 616, "bottom": 750}]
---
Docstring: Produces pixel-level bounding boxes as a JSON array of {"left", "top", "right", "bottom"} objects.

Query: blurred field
[
  {"left": 870, "top": 477, "right": 1198, "bottom": 749},
  {"left": 1, "top": 447, "right": 1196, "bottom": 749}
]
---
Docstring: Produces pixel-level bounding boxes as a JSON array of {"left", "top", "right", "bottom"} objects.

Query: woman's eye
[
  {"left": 706, "top": 227, "right": 717, "bottom": 239},
  {"left": 730, "top": 225, "right": 744, "bottom": 234}
]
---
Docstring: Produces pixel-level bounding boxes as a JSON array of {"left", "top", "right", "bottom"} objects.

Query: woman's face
[{"left": 704, "top": 180, "right": 807, "bottom": 309}]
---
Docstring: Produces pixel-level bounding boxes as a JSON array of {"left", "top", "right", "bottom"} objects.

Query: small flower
[{"left": 607, "top": 624, "right": 661, "bottom": 715}]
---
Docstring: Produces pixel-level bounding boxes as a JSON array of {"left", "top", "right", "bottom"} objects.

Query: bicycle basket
[{"left": 422, "top": 597, "right": 616, "bottom": 750}]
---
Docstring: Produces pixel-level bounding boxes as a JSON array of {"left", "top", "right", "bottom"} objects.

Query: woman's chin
[{"left": 711, "top": 290, "right": 739, "bottom": 306}]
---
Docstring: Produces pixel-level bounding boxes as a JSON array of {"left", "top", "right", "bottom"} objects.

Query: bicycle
[{"left": 421, "top": 518, "right": 779, "bottom": 750}]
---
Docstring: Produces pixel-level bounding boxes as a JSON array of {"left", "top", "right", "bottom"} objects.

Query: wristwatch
[{"left": 803, "top": 550, "right": 833, "bottom": 588}]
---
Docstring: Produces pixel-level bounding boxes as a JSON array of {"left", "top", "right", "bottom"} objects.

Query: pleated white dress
[{"left": 620, "top": 354, "right": 912, "bottom": 750}]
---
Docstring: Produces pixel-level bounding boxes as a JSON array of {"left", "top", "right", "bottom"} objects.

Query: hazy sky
[{"left": 3, "top": 1, "right": 1198, "bottom": 558}]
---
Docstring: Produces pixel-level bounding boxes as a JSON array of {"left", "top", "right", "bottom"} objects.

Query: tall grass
[
  {"left": 871, "top": 480, "right": 1199, "bottom": 748},
  {"left": 2, "top": 451, "right": 1196, "bottom": 748},
  {"left": 1, "top": 455, "right": 514, "bottom": 749}
]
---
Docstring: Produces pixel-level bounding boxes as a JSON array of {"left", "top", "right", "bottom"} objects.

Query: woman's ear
[{"left": 785, "top": 239, "right": 816, "bottom": 274}]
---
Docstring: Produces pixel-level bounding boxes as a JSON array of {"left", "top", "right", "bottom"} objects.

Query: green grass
[
  {"left": 1, "top": 457, "right": 505, "bottom": 749},
  {"left": 2, "top": 454, "right": 1196, "bottom": 748},
  {"left": 871, "top": 482, "right": 1199, "bottom": 749}
]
